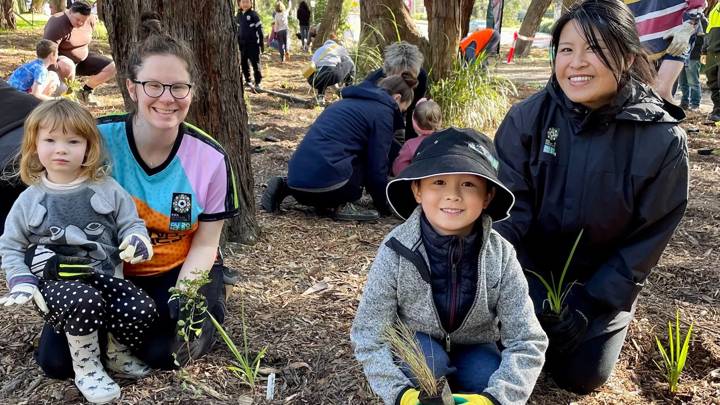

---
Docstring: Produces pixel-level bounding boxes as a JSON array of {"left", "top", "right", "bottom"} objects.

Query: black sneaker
[
  {"left": 260, "top": 176, "right": 288, "bottom": 213},
  {"left": 334, "top": 202, "right": 379, "bottom": 221}
]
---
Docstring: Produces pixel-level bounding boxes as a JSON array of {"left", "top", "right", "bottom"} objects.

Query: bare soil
[{"left": 1, "top": 28, "right": 719, "bottom": 404}]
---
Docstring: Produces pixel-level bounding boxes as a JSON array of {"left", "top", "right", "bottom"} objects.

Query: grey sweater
[
  {"left": 0, "top": 177, "right": 148, "bottom": 286},
  {"left": 350, "top": 208, "right": 547, "bottom": 405}
]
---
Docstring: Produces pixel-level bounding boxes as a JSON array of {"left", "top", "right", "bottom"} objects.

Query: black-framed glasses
[{"left": 131, "top": 80, "right": 193, "bottom": 99}]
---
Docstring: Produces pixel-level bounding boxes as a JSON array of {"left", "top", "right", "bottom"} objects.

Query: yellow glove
[
  {"left": 453, "top": 393, "right": 494, "bottom": 405},
  {"left": 399, "top": 388, "right": 420, "bottom": 405}
]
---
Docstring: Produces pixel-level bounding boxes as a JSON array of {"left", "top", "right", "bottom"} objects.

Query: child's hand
[
  {"left": 119, "top": 234, "right": 154, "bottom": 264},
  {"left": 0, "top": 278, "right": 48, "bottom": 313},
  {"left": 453, "top": 393, "right": 494, "bottom": 404}
]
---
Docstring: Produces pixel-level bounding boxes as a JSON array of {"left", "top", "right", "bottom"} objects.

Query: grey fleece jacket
[
  {"left": 350, "top": 208, "right": 547, "bottom": 405},
  {"left": 0, "top": 178, "right": 148, "bottom": 285}
]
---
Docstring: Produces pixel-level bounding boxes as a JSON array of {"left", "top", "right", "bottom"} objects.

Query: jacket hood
[
  {"left": 546, "top": 76, "right": 684, "bottom": 125},
  {"left": 340, "top": 80, "right": 400, "bottom": 112}
]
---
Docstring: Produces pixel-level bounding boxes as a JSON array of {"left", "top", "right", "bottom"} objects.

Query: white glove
[
  {"left": 663, "top": 21, "right": 696, "bottom": 57},
  {"left": 119, "top": 233, "right": 154, "bottom": 264},
  {"left": 0, "top": 282, "right": 48, "bottom": 313}
]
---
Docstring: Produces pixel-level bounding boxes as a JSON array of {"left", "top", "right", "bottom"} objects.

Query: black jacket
[
  {"left": 420, "top": 214, "right": 482, "bottom": 334},
  {"left": 235, "top": 9, "right": 264, "bottom": 51},
  {"left": 493, "top": 78, "right": 688, "bottom": 313},
  {"left": 365, "top": 67, "right": 428, "bottom": 140},
  {"left": 297, "top": 2, "right": 311, "bottom": 26}
]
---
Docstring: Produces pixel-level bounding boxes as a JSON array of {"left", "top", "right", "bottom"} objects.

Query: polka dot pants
[{"left": 39, "top": 274, "right": 158, "bottom": 350}]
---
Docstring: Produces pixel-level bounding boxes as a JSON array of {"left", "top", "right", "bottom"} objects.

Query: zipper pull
[{"left": 445, "top": 334, "right": 451, "bottom": 353}]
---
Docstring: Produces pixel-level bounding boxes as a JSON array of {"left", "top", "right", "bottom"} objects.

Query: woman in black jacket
[
  {"left": 493, "top": 0, "right": 688, "bottom": 395},
  {"left": 297, "top": 1, "right": 312, "bottom": 52}
]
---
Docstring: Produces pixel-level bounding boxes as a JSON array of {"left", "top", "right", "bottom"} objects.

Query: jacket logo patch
[
  {"left": 170, "top": 193, "right": 192, "bottom": 231},
  {"left": 543, "top": 127, "right": 559, "bottom": 156}
]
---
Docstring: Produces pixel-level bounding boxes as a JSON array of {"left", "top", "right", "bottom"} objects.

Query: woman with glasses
[{"left": 33, "top": 13, "right": 239, "bottom": 379}]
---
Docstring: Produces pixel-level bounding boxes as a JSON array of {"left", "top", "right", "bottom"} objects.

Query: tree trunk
[
  {"left": 460, "top": 0, "right": 475, "bottom": 38},
  {"left": 425, "top": 0, "right": 462, "bottom": 80},
  {"left": 16, "top": 0, "right": 28, "bottom": 13},
  {"left": 562, "top": 0, "right": 578, "bottom": 14},
  {"left": 313, "top": 0, "right": 343, "bottom": 51},
  {"left": 31, "top": 0, "right": 45, "bottom": 13},
  {"left": 1, "top": 0, "right": 16, "bottom": 30},
  {"left": 515, "top": 0, "right": 552, "bottom": 57},
  {"left": 48, "top": 0, "right": 64, "bottom": 13},
  {"left": 359, "top": 0, "right": 427, "bottom": 52},
  {"left": 102, "top": 0, "right": 258, "bottom": 244}
]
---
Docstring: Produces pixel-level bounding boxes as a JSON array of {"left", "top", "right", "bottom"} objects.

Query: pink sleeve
[
  {"left": 392, "top": 143, "right": 415, "bottom": 176},
  {"left": 687, "top": 0, "right": 705, "bottom": 9}
]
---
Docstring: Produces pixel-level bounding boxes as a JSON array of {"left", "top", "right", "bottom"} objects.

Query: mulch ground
[{"left": 1, "top": 26, "right": 719, "bottom": 404}]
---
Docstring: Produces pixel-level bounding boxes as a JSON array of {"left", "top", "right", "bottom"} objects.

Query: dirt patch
[{"left": 1, "top": 27, "right": 719, "bottom": 404}]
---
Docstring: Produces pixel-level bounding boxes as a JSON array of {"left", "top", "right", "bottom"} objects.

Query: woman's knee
[{"left": 551, "top": 365, "right": 612, "bottom": 394}]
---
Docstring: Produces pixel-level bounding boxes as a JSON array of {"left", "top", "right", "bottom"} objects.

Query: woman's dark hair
[
  {"left": 378, "top": 72, "right": 418, "bottom": 104},
  {"left": 551, "top": 0, "right": 655, "bottom": 85},
  {"left": 299, "top": 1, "right": 310, "bottom": 11},
  {"left": 125, "top": 12, "right": 198, "bottom": 83},
  {"left": 69, "top": 1, "right": 91, "bottom": 15}
]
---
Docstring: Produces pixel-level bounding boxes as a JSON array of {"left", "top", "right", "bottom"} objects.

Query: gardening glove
[
  {"left": 0, "top": 276, "right": 48, "bottom": 313},
  {"left": 538, "top": 305, "right": 588, "bottom": 354},
  {"left": 453, "top": 393, "right": 494, "bottom": 405},
  {"left": 35, "top": 253, "right": 94, "bottom": 281},
  {"left": 119, "top": 233, "right": 153, "bottom": 264},
  {"left": 398, "top": 388, "right": 420, "bottom": 405},
  {"left": 663, "top": 21, "right": 696, "bottom": 56}
]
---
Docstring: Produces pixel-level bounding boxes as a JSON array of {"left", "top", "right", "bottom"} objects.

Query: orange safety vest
[{"left": 459, "top": 28, "right": 495, "bottom": 56}]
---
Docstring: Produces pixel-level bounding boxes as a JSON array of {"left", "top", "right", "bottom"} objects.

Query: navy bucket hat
[{"left": 386, "top": 127, "right": 515, "bottom": 221}]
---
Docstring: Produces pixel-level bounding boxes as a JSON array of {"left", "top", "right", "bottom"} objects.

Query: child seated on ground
[
  {"left": 392, "top": 98, "right": 442, "bottom": 176},
  {"left": 7, "top": 39, "right": 62, "bottom": 100},
  {"left": 351, "top": 128, "right": 547, "bottom": 405},
  {"left": 0, "top": 99, "right": 157, "bottom": 404}
]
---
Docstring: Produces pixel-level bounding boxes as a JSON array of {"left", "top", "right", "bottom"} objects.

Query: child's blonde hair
[
  {"left": 20, "top": 99, "right": 108, "bottom": 185},
  {"left": 413, "top": 99, "right": 442, "bottom": 131},
  {"left": 275, "top": 1, "right": 286, "bottom": 12}
]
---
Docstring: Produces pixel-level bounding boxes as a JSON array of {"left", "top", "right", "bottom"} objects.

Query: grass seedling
[
  {"left": 654, "top": 309, "right": 694, "bottom": 394},
  {"left": 525, "top": 229, "right": 584, "bottom": 314}
]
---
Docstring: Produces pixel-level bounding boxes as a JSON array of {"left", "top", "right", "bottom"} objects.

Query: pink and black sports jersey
[{"left": 97, "top": 114, "right": 239, "bottom": 276}]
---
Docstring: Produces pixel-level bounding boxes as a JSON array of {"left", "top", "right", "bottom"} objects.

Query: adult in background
[
  {"left": 261, "top": 74, "right": 417, "bottom": 221},
  {"left": 0, "top": 80, "right": 39, "bottom": 235},
  {"left": 306, "top": 35, "right": 355, "bottom": 105},
  {"left": 365, "top": 41, "right": 427, "bottom": 142},
  {"left": 627, "top": 0, "right": 705, "bottom": 102},
  {"left": 493, "top": 0, "right": 688, "bottom": 394},
  {"left": 35, "top": 13, "right": 239, "bottom": 376},
  {"left": 43, "top": 1, "right": 116, "bottom": 106},
  {"left": 297, "top": 1, "right": 312, "bottom": 52}
]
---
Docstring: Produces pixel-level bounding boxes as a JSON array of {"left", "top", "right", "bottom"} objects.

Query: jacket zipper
[{"left": 448, "top": 238, "right": 462, "bottom": 333}]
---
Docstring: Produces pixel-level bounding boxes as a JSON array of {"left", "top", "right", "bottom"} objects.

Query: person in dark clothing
[
  {"left": 0, "top": 79, "right": 40, "bottom": 236},
  {"left": 365, "top": 41, "right": 428, "bottom": 143},
  {"left": 235, "top": 0, "right": 264, "bottom": 91},
  {"left": 261, "top": 74, "right": 417, "bottom": 221},
  {"left": 493, "top": 0, "right": 688, "bottom": 395},
  {"left": 297, "top": 1, "right": 312, "bottom": 52}
]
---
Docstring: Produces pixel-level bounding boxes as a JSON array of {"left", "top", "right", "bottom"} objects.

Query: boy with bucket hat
[{"left": 350, "top": 128, "right": 547, "bottom": 405}]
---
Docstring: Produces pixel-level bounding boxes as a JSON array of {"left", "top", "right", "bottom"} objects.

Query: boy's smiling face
[
  {"left": 239, "top": 0, "right": 251, "bottom": 11},
  {"left": 412, "top": 173, "right": 495, "bottom": 237}
]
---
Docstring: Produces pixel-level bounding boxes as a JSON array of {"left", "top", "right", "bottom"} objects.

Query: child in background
[
  {"left": 7, "top": 39, "right": 62, "bottom": 100},
  {"left": 235, "top": 0, "right": 264, "bottom": 91},
  {"left": 273, "top": 1, "right": 290, "bottom": 62},
  {"left": 391, "top": 98, "right": 442, "bottom": 176},
  {"left": 0, "top": 99, "right": 157, "bottom": 404},
  {"left": 351, "top": 128, "right": 547, "bottom": 405}
]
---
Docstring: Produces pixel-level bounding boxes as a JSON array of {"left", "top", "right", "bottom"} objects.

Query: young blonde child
[
  {"left": 351, "top": 128, "right": 547, "bottom": 405},
  {"left": 0, "top": 99, "right": 157, "bottom": 404},
  {"left": 391, "top": 98, "right": 442, "bottom": 176}
]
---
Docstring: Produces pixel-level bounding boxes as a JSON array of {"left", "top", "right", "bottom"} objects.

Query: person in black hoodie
[
  {"left": 494, "top": 0, "right": 688, "bottom": 395},
  {"left": 261, "top": 73, "right": 417, "bottom": 221},
  {"left": 235, "top": 0, "right": 264, "bottom": 91},
  {"left": 297, "top": 1, "right": 312, "bottom": 52}
]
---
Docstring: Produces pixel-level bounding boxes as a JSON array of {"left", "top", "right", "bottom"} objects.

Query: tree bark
[
  {"left": 1, "top": 0, "right": 16, "bottom": 30},
  {"left": 425, "top": 0, "right": 462, "bottom": 80},
  {"left": 562, "top": 0, "right": 578, "bottom": 14},
  {"left": 515, "top": 0, "right": 552, "bottom": 57},
  {"left": 460, "top": 0, "right": 475, "bottom": 38},
  {"left": 102, "top": 0, "right": 258, "bottom": 244},
  {"left": 313, "top": 0, "right": 343, "bottom": 50},
  {"left": 31, "top": 0, "right": 44, "bottom": 13},
  {"left": 359, "top": 0, "right": 427, "bottom": 52}
]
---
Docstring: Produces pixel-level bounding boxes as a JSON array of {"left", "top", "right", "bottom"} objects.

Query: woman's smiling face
[
  {"left": 554, "top": 20, "right": 620, "bottom": 110},
  {"left": 127, "top": 54, "right": 193, "bottom": 131}
]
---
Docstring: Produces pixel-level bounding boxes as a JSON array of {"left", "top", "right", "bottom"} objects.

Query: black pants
[
  {"left": 35, "top": 265, "right": 226, "bottom": 378},
  {"left": 706, "top": 52, "right": 720, "bottom": 111},
  {"left": 526, "top": 275, "right": 631, "bottom": 394},
  {"left": 289, "top": 158, "right": 364, "bottom": 209},
  {"left": 307, "top": 64, "right": 355, "bottom": 96},
  {"left": 240, "top": 44, "right": 262, "bottom": 86},
  {"left": 276, "top": 29, "right": 288, "bottom": 61}
]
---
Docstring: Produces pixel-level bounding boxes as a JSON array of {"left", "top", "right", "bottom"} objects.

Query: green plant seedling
[
  {"left": 280, "top": 101, "right": 289, "bottom": 113},
  {"left": 654, "top": 309, "right": 694, "bottom": 394},
  {"left": 525, "top": 229, "right": 584, "bottom": 314}
]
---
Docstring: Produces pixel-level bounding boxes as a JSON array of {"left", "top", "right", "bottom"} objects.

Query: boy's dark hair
[
  {"left": 551, "top": 0, "right": 655, "bottom": 86},
  {"left": 69, "top": 1, "right": 92, "bottom": 15},
  {"left": 36, "top": 39, "right": 58, "bottom": 59},
  {"left": 378, "top": 72, "right": 418, "bottom": 104}
]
